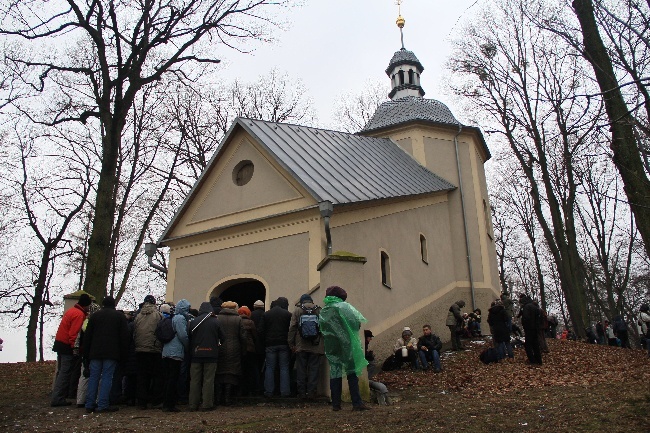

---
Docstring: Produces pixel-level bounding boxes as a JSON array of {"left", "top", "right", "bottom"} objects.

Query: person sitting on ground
[
  {"left": 393, "top": 327, "right": 419, "bottom": 370},
  {"left": 585, "top": 326, "right": 598, "bottom": 344},
  {"left": 365, "top": 329, "right": 390, "bottom": 406},
  {"left": 604, "top": 320, "right": 616, "bottom": 346},
  {"left": 468, "top": 309, "right": 482, "bottom": 337},
  {"left": 417, "top": 324, "right": 442, "bottom": 372}
]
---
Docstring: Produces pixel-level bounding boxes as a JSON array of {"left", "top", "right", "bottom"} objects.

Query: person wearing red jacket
[{"left": 51, "top": 293, "right": 91, "bottom": 407}]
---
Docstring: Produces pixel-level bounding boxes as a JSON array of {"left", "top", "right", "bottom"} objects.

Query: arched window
[
  {"left": 398, "top": 70, "right": 405, "bottom": 85},
  {"left": 381, "top": 251, "right": 391, "bottom": 287},
  {"left": 408, "top": 69, "right": 414, "bottom": 84},
  {"left": 420, "top": 234, "right": 428, "bottom": 263}
]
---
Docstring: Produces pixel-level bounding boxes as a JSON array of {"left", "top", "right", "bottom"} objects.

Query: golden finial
[{"left": 395, "top": 0, "right": 406, "bottom": 49}]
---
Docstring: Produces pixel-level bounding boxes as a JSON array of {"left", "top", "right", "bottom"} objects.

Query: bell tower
[{"left": 386, "top": 2, "right": 425, "bottom": 100}]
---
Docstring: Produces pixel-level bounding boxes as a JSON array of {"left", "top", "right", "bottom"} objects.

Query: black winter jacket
[
  {"left": 189, "top": 302, "right": 224, "bottom": 362},
  {"left": 83, "top": 306, "right": 129, "bottom": 362},
  {"left": 521, "top": 300, "right": 541, "bottom": 331},
  {"left": 488, "top": 305, "right": 510, "bottom": 343},
  {"left": 258, "top": 297, "right": 291, "bottom": 347},
  {"left": 417, "top": 334, "right": 442, "bottom": 353}
]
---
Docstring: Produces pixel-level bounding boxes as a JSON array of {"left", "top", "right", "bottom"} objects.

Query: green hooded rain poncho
[{"left": 319, "top": 295, "right": 368, "bottom": 378}]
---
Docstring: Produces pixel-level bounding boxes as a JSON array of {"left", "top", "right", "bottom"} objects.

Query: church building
[{"left": 158, "top": 11, "right": 501, "bottom": 351}]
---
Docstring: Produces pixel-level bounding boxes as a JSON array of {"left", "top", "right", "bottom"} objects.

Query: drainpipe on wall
[
  {"left": 319, "top": 201, "right": 334, "bottom": 256},
  {"left": 144, "top": 242, "right": 168, "bottom": 274},
  {"left": 453, "top": 125, "right": 476, "bottom": 310}
]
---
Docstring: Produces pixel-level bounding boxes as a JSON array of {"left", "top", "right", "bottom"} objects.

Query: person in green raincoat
[{"left": 319, "top": 285, "right": 370, "bottom": 411}]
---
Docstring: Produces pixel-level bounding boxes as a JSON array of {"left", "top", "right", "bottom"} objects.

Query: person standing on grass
[
  {"left": 258, "top": 297, "right": 292, "bottom": 398},
  {"left": 133, "top": 295, "right": 164, "bottom": 409},
  {"left": 161, "top": 299, "right": 190, "bottom": 413},
  {"left": 51, "top": 293, "right": 92, "bottom": 407},
  {"left": 288, "top": 294, "right": 325, "bottom": 400},
  {"left": 519, "top": 294, "right": 542, "bottom": 365},
  {"left": 640, "top": 304, "right": 650, "bottom": 357},
  {"left": 446, "top": 300, "right": 466, "bottom": 351},
  {"left": 83, "top": 296, "right": 129, "bottom": 413},
  {"left": 319, "top": 285, "right": 370, "bottom": 412},
  {"left": 188, "top": 301, "right": 223, "bottom": 411}
]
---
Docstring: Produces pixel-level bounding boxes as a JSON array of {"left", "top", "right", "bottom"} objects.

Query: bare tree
[
  {"left": 229, "top": 68, "right": 316, "bottom": 125},
  {"left": 332, "top": 79, "right": 389, "bottom": 133},
  {"left": 1, "top": 128, "right": 91, "bottom": 361},
  {"left": 449, "top": 0, "right": 602, "bottom": 336},
  {"left": 1, "top": 0, "right": 294, "bottom": 301}
]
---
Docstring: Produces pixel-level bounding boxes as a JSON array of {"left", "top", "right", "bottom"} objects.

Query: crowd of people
[
  {"left": 49, "top": 287, "right": 650, "bottom": 414},
  {"left": 50, "top": 285, "right": 373, "bottom": 413}
]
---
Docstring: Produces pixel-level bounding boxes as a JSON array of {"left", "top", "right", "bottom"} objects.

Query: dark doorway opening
[{"left": 215, "top": 279, "right": 266, "bottom": 310}]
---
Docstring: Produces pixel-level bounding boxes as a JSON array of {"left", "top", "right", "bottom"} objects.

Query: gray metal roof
[
  {"left": 159, "top": 118, "right": 456, "bottom": 242},
  {"left": 239, "top": 118, "right": 455, "bottom": 204},
  {"left": 361, "top": 96, "right": 460, "bottom": 132},
  {"left": 386, "top": 49, "right": 424, "bottom": 74}
]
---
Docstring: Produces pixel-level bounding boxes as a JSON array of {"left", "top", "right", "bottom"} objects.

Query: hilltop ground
[{"left": 0, "top": 339, "right": 648, "bottom": 433}]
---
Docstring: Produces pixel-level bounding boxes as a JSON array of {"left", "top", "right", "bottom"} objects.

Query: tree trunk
[
  {"left": 573, "top": 0, "right": 650, "bottom": 260},
  {"left": 82, "top": 127, "right": 121, "bottom": 301},
  {"left": 26, "top": 245, "right": 50, "bottom": 362}
]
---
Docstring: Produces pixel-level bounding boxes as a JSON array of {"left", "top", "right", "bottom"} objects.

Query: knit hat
[
  {"left": 253, "top": 300, "right": 264, "bottom": 308},
  {"left": 160, "top": 304, "right": 172, "bottom": 315},
  {"left": 299, "top": 294, "right": 313, "bottom": 304},
  {"left": 78, "top": 293, "right": 92, "bottom": 307},
  {"left": 87, "top": 302, "right": 101, "bottom": 315},
  {"left": 238, "top": 306, "right": 251, "bottom": 317},
  {"left": 102, "top": 296, "right": 116, "bottom": 308},
  {"left": 402, "top": 327, "right": 412, "bottom": 335},
  {"left": 325, "top": 285, "right": 347, "bottom": 301},
  {"left": 143, "top": 294, "right": 156, "bottom": 305},
  {"left": 221, "top": 301, "right": 238, "bottom": 310}
]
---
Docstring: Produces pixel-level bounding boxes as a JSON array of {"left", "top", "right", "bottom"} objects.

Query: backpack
[
  {"left": 298, "top": 304, "right": 320, "bottom": 340},
  {"left": 479, "top": 347, "right": 499, "bottom": 364},
  {"left": 155, "top": 315, "right": 175, "bottom": 344}
]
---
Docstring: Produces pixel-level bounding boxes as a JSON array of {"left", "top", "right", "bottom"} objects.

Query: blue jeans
[
  {"left": 495, "top": 341, "right": 514, "bottom": 360},
  {"left": 418, "top": 349, "right": 441, "bottom": 370},
  {"left": 330, "top": 374, "right": 363, "bottom": 408},
  {"left": 85, "top": 359, "right": 118, "bottom": 410},
  {"left": 264, "top": 345, "right": 290, "bottom": 397}
]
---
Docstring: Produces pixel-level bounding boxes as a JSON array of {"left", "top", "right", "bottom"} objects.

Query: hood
[
  {"left": 275, "top": 297, "right": 289, "bottom": 310},
  {"left": 139, "top": 303, "right": 158, "bottom": 315},
  {"left": 199, "top": 302, "right": 213, "bottom": 315},
  {"left": 175, "top": 299, "right": 190, "bottom": 317},
  {"left": 489, "top": 304, "right": 504, "bottom": 314}
]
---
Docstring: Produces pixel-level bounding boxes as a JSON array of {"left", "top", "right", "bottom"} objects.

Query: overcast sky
[
  {"left": 0, "top": 0, "right": 482, "bottom": 363},
  {"left": 218, "top": 0, "right": 480, "bottom": 127}
]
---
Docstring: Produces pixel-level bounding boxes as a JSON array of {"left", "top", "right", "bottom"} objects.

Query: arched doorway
[{"left": 212, "top": 278, "right": 266, "bottom": 310}]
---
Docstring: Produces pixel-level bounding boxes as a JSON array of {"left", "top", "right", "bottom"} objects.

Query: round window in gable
[{"left": 232, "top": 160, "right": 254, "bottom": 186}]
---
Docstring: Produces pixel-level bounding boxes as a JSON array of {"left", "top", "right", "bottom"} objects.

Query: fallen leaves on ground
[{"left": 0, "top": 339, "right": 648, "bottom": 433}]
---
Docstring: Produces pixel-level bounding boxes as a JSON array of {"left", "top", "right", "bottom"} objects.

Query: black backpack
[
  {"left": 479, "top": 347, "right": 499, "bottom": 364},
  {"left": 155, "top": 315, "right": 175, "bottom": 344},
  {"left": 298, "top": 304, "right": 320, "bottom": 340}
]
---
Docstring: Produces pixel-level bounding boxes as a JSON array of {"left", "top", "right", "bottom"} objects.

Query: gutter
[{"left": 454, "top": 124, "right": 476, "bottom": 310}]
